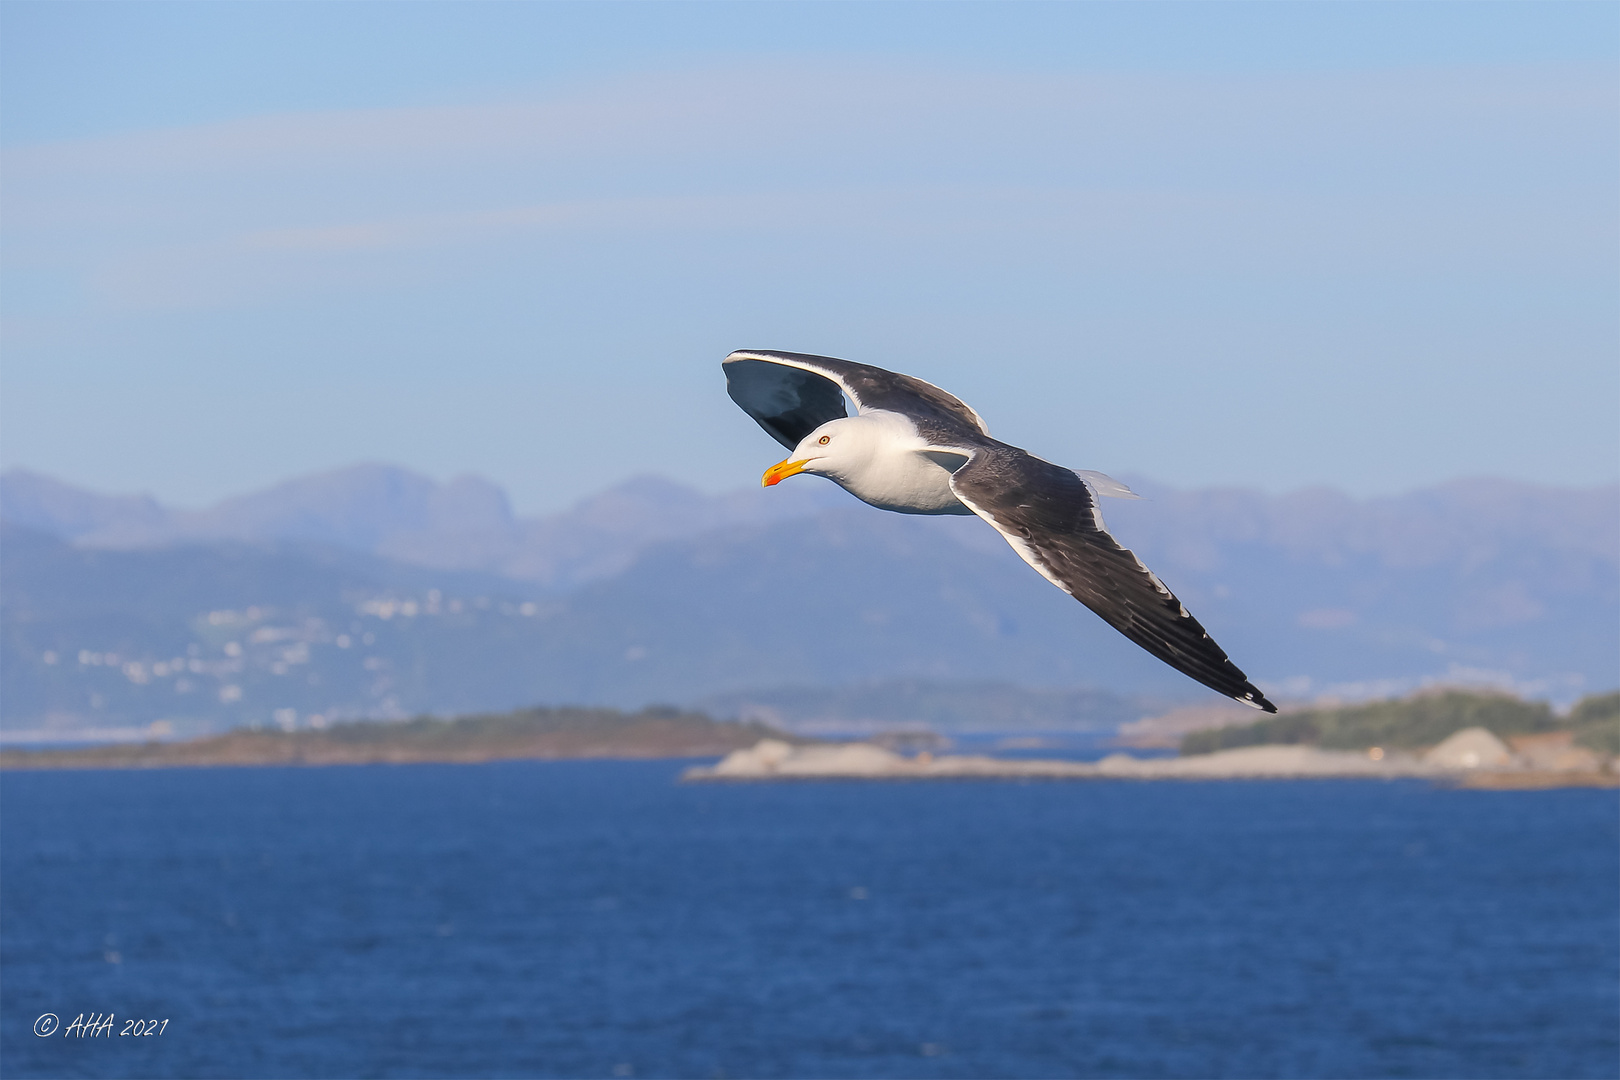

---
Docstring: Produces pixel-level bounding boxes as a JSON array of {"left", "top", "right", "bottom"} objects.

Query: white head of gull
[
  {"left": 762, "top": 412, "right": 976, "bottom": 517},
  {"left": 724, "top": 348, "right": 1278, "bottom": 713}
]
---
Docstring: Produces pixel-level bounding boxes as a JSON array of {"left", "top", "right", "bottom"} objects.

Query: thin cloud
[{"left": 4, "top": 60, "right": 1613, "bottom": 312}]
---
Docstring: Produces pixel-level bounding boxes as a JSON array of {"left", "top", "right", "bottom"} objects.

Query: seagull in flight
[{"left": 723, "top": 349, "right": 1277, "bottom": 712}]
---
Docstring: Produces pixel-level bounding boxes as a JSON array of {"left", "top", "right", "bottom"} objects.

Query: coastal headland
[
  {"left": 687, "top": 690, "right": 1620, "bottom": 788},
  {"left": 0, "top": 706, "right": 793, "bottom": 769},
  {"left": 4, "top": 690, "right": 1615, "bottom": 788}
]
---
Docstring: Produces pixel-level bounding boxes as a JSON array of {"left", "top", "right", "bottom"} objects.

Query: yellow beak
[{"left": 762, "top": 458, "right": 810, "bottom": 487}]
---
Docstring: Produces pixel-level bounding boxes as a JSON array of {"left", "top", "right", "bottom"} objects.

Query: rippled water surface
[{"left": 3, "top": 762, "right": 1616, "bottom": 1078}]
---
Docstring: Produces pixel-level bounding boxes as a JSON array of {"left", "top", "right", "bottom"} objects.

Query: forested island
[
  {"left": 1182, "top": 690, "right": 1620, "bottom": 757},
  {"left": 0, "top": 705, "right": 794, "bottom": 769}
]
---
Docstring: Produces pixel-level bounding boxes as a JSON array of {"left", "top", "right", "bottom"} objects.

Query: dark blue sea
[{"left": 3, "top": 762, "right": 1616, "bottom": 1079}]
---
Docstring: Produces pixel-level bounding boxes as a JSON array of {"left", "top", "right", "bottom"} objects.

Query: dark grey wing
[
  {"left": 949, "top": 447, "right": 1277, "bottom": 712},
  {"left": 724, "top": 350, "right": 988, "bottom": 447},
  {"left": 722, "top": 356, "right": 850, "bottom": 450}
]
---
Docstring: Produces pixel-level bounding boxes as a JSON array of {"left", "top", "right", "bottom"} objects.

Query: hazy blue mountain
[
  {"left": 0, "top": 471, "right": 171, "bottom": 541},
  {"left": 0, "top": 510, "right": 1182, "bottom": 737},
  {"left": 0, "top": 522, "right": 559, "bottom": 738},
  {"left": 0, "top": 465, "right": 844, "bottom": 590},
  {"left": 2, "top": 468, "right": 1614, "bottom": 739}
]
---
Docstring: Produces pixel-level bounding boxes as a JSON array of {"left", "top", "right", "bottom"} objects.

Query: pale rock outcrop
[
  {"left": 1421, "top": 727, "right": 1514, "bottom": 769},
  {"left": 704, "top": 739, "right": 912, "bottom": 778},
  {"left": 687, "top": 740, "right": 1440, "bottom": 782}
]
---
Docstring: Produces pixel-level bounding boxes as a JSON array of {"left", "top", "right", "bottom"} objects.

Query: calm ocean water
[{"left": 2, "top": 762, "right": 1615, "bottom": 1079}]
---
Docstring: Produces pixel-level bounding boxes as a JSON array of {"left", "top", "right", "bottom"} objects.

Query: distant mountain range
[
  {"left": 2, "top": 465, "right": 1615, "bottom": 740},
  {"left": 0, "top": 465, "right": 843, "bottom": 591}
]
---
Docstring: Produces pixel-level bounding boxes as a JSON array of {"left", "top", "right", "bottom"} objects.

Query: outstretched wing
[
  {"left": 948, "top": 446, "right": 1277, "bottom": 711},
  {"left": 723, "top": 349, "right": 988, "bottom": 449}
]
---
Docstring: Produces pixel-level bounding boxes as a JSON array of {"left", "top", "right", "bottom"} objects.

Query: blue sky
[{"left": 2, "top": 2, "right": 1615, "bottom": 513}]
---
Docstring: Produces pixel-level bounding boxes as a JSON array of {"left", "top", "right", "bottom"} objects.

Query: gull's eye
[{"left": 818, "top": 435, "right": 831, "bottom": 445}]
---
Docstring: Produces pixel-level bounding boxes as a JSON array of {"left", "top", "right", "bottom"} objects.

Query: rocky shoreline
[
  {"left": 684, "top": 730, "right": 1620, "bottom": 788},
  {"left": 0, "top": 707, "right": 791, "bottom": 769}
]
